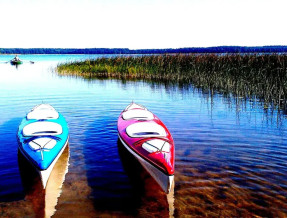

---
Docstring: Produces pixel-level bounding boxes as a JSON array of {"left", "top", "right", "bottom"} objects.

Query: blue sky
[{"left": 1, "top": 0, "right": 286, "bottom": 49}]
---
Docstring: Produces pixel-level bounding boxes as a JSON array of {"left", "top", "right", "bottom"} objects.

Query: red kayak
[{"left": 117, "top": 102, "right": 175, "bottom": 193}]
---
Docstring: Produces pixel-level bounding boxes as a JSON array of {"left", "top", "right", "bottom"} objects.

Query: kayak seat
[
  {"left": 126, "top": 122, "right": 167, "bottom": 138},
  {"left": 122, "top": 109, "right": 154, "bottom": 120},
  {"left": 23, "top": 121, "right": 62, "bottom": 136}
]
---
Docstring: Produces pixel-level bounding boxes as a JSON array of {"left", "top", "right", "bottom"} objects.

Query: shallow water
[{"left": 0, "top": 55, "right": 287, "bottom": 217}]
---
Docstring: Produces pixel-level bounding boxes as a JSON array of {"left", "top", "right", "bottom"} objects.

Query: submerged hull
[
  {"left": 119, "top": 136, "right": 174, "bottom": 193},
  {"left": 18, "top": 139, "right": 68, "bottom": 188},
  {"left": 38, "top": 139, "right": 68, "bottom": 188},
  {"left": 117, "top": 103, "right": 175, "bottom": 193},
  {"left": 18, "top": 144, "right": 70, "bottom": 217}
]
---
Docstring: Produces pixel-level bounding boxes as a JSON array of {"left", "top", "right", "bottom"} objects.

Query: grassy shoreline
[{"left": 57, "top": 54, "right": 287, "bottom": 110}]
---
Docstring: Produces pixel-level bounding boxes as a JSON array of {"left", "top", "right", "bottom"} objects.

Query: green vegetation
[{"left": 57, "top": 54, "right": 287, "bottom": 110}]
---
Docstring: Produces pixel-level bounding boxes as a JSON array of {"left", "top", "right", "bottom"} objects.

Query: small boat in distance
[
  {"left": 17, "top": 104, "right": 69, "bottom": 188},
  {"left": 117, "top": 102, "right": 175, "bottom": 193},
  {"left": 10, "top": 55, "right": 23, "bottom": 65}
]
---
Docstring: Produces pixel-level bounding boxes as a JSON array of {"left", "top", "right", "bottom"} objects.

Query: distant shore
[
  {"left": 2, "top": 46, "right": 287, "bottom": 55},
  {"left": 57, "top": 53, "right": 287, "bottom": 110}
]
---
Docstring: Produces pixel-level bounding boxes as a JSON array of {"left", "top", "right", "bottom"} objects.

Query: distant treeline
[{"left": 1, "top": 46, "right": 287, "bottom": 54}]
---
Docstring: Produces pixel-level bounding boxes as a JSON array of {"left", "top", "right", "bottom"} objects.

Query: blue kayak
[{"left": 17, "top": 104, "right": 69, "bottom": 188}]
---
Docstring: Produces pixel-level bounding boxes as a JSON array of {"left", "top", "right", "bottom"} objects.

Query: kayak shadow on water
[
  {"left": 0, "top": 117, "right": 24, "bottom": 202},
  {"left": 82, "top": 116, "right": 141, "bottom": 215},
  {"left": 10, "top": 63, "right": 21, "bottom": 69},
  {"left": 18, "top": 145, "right": 70, "bottom": 218},
  {"left": 83, "top": 114, "right": 171, "bottom": 216}
]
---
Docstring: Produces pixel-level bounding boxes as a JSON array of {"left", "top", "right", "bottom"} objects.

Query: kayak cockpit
[
  {"left": 126, "top": 122, "right": 167, "bottom": 138},
  {"left": 23, "top": 122, "right": 62, "bottom": 136}
]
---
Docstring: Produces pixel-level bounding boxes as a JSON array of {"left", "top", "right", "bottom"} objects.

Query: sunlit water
[{"left": 0, "top": 55, "right": 287, "bottom": 217}]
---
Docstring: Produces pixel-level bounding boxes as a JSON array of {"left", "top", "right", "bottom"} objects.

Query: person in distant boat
[{"left": 14, "top": 55, "right": 20, "bottom": 61}]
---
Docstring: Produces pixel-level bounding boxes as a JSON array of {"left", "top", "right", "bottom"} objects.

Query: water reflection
[
  {"left": 10, "top": 62, "right": 21, "bottom": 69},
  {"left": 1, "top": 55, "right": 287, "bottom": 217},
  {"left": 18, "top": 145, "right": 70, "bottom": 218},
  {"left": 57, "top": 74, "right": 287, "bottom": 127}
]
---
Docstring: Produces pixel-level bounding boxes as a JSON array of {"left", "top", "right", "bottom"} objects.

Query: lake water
[{"left": 0, "top": 54, "right": 287, "bottom": 217}]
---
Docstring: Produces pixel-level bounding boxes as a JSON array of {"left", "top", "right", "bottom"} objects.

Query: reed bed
[{"left": 57, "top": 54, "right": 287, "bottom": 110}]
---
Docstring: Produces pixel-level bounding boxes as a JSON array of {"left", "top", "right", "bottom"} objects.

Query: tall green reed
[{"left": 57, "top": 54, "right": 287, "bottom": 110}]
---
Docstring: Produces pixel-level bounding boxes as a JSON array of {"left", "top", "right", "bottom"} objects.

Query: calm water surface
[{"left": 0, "top": 55, "right": 287, "bottom": 217}]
